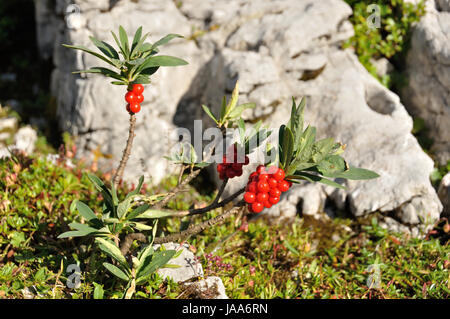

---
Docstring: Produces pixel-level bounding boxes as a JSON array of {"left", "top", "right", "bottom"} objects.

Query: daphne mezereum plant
[{"left": 59, "top": 26, "right": 379, "bottom": 298}]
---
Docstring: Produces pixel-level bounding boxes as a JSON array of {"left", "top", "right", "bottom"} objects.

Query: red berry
[
  {"left": 125, "top": 91, "right": 137, "bottom": 104},
  {"left": 263, "top": 200, "right": 272, "bottom": 208},
  {"left": 244, "top": 192, "right": 256, "bottom": 204},
  {"left": 256, "top": 165, "right": 266, "bottom": 175},
  {"left": 217, "top": 164, "right": 226, "bottom": 173},
  {"left": 129, "top": 102, "right": 141, "bottom": 114},
  {"left": 269, "top": 196, "right": 280, "bottom": 204},
  {"left": 248, "top": 204, "right": 254, "bottom": 213},
  {"left": 136, "top": 94, "right": 144, "bottom": 103},
  {"left": 244, "top": 156, "right": 250, "bottom": 165},
  {"left": 278, "top": 180, "right": 290, "bottom": 192},
  {"left": 219, "top": 172, "right": 226, "bottom": 180},
  {"left": 132, "top": 84, "right": 144, "bottom": 95},
  {"left": 258, "top": 174, "right": 269, "bottom": 181},
  {"left": 269, "top": 188, "right": 281, "bottom": 197},
  {"left": 273, "top": 168, "right": 286, "bottom": 181},
  {"left": 126, "top": 103, "right": 131, "bottom": 112},
  {"left": 226, "top": 169, "right": 236, "bottom": 179},
  {"left": 234, "top": 167, "right": 243, "bottom": 177},
  {"left": 257, "top": 181, "right": 270, "bottom": 193},
  {"left": 268, "top": 178, "right": 278, "bottom": 189},
  {"left": 249, "top": 172, "right": 258, "bottom": 181},
  {"left": 266, "top": 166, "right": 278, "bottom": 174},
  {"left": 256, "top": 192, "right": 268, "bottom": 203},
  {"left": 251, "top": 202, "right": 264, "bottom": 213},
  {"left": 247, "top": 181, "right": 257, "bottom": 193},
  {"left": 232, "top": 163, "right": 242, "bottom": 171}
]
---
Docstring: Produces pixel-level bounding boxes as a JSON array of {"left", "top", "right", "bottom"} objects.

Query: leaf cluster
[
  {"left": 63, "top": 26, "right": 188, "bottom": 86},
  {"left": 278, "top": 98, "right": 379, "bottom": 189}
]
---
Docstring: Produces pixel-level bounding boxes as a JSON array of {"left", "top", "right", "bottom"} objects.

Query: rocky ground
[{"left": 29, "top": 0, "right": 449, "bottom": 236}]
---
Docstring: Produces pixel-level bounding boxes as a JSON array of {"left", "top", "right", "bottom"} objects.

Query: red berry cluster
[
  {"left": 125, "top": 84, "right": 145, "bottom": 114},
  {"left": 244, "top": 165, "right": 292, "bottom": 214},
  {"left": 216, "top": 145, "right": 250, "bottom": 180}
]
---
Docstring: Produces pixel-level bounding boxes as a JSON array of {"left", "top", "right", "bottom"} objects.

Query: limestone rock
[
  {"left": 402, "top": 1, "right": 450, "bottom": 165},
  {"left": 153, "top": 242, "right": 203, "bottom": 283},
  {"left": 438, "top": 173, "right": 450, "bottom": 217},
  {"left": 185, "top": 276, "right": 228, "bottom": 299},
  {"left": 34, "top": 0, "right": 444, "bottom": 234}
]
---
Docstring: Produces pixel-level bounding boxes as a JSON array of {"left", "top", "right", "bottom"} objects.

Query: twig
[
  {"left": 113, "top": 113, "right": 137, "bottom": 189},
  {"left": 153, "top": 168, "right": 202, "bottom": 209},
  {"left": 120, "top": 233, "right": 147, "bottom": 256},
  {"left": 153, "top": 187, "right": 246, "bottom": 218},
  {"left": 153, "top": 204, "right": 245, "bottom": 244}
]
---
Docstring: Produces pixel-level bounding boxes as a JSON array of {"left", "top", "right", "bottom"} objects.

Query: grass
[{"left": 0, "top": 152, "right": 448, "bottom": 299}]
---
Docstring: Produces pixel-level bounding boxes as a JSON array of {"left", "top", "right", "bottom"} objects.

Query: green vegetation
[
  {"left": 344, "top": 0, "right": 426, "bottom": 89},
  {"left": 1, "top": 154, "right": 448, "bottom": 299}
]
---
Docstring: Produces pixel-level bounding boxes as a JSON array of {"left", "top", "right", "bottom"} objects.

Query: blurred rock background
[{"left": 0, "top": 0, "right": 448, "bottom": 236}]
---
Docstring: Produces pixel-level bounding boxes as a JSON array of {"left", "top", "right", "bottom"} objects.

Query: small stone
[
  {"left": 185, "top": 276, "right": 228, "bottom": 299},
  {"left": 153, "top": 242, "right": 203, "bottom": 283}
]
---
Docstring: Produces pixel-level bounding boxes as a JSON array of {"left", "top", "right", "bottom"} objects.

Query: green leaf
[
  {"left": 89, "top": 36, "right": 119, "bottom": 60},
  {"left": 136, "top": 209, "right": 183, "bottom": 219},
  {"left": 73, "top": 67, "right": 124, "bottom": 81},
  {"left": 139, "top": 55, "right": 188, "bottom": 69},
  {"left": 133, "top": 75, "right": 151, "bottom": 84},
  {"left": 137, "top": 244, "right": 154, "bottom": 267},
  {"left": 281, "top": 127, "right": 294, "bottom": 170},
  {"left": 117, "top": 195, "right": 138, "bottom": 219},
  {"left": 119, "top": 25, "right": 130, "bottom": 59},
  {"left": 132, "top": 222, "right": 153, "bottom": 231},
  {"left": 227, "top": 103, "right": 255, "bottom": 120},
  {"left": 139, "top": 66, "right": 159, "bottom": 76},
  {"left": 68, "top": 222, "right": 101, "bottom": 234},
  {"left": 316, "top": 155, "right": 348, "bottom": 177},
  {"left": 130, "top": 26, "right": 143, "bottom": 57},
  {"left": 283, "top": 240, "right": 300, "bottom": 256},
  {"left": 131, "top": 32, "right": 150, "bottom": 58},
  {"left": 126, "top": 176, "right": 144, "bottom": 199},
  {"left": 87, "top": 174, "right": 115, "bottom": 215},
  {"left": 127, "top": 204, "right": 151, "bottom": 220},
  {"left": 137, "top": 250, "right": 176, "bottom": 280},
  {"left": 75, "top": 200, "right": 98, "bottom": 222},
  {"left": 202, "top": 105, "right": 218, "bottom": 124},
  {"left": 103, "top": 263, "right": 129, "bottom": 281},
  {"left": 95, "top": 238, "right": 129, "bottom": 270},
  {"left": 224, "top": 81, "right": 239, "bottom": 119},
  {"left": 110, "top": 31, "right": 125, "bottom": 57},
  {"left": 93, "top": 283, "right": 104, "bottom": 299},
  {"left": 332, "top": 167, "right": 380, "bottom": 180},
  {"left": 62, "top": 44, "right": 117, "bottom": 68},
  {"left": 151, "top": 33, "right": 183, "bottom": 49},
  {"left": 289, "top": 171, "right": 346, "bottom": 190},
  {"left": 57, "top": 230, "right": 87, "bottom": 239}
]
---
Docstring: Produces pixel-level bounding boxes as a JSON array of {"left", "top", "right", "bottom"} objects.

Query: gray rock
[
  {"left": 0, "top": 126, "right": 38, "bottom": 158},
  {"left": 438, "top": 173, "right": 450, "bottom": 217},
  {"left": 14, "top": 126, "right": 38, "bottom": 155},
  {"left": 185, "top": 276, "right": 228, "bottom": 299},
  {"left": 37, "top": 0, "right": 210, "bottom": 185},
  {"left": 153, "top": 242, "right": 203, "bottom": 283},
  {"left": 402, "top": 1, "right": 450, "bottom": 165}
]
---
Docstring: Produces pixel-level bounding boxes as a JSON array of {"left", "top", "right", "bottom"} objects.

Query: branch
[
  {"left": 153, "top": 168, "right": 201, "bottom": 209},
  {"left": 153, "top": 204, "right": 245, "bottom": 244},
  {"left": 113, "top": 113, "right": 137, "bottom": 189},
  {"left": 120, "top": 233, "right": 147, "bottom": 256}
]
